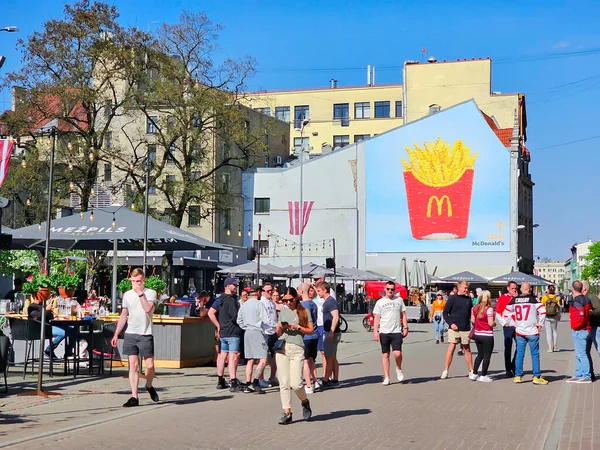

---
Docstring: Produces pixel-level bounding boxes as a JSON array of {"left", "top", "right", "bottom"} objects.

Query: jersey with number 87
[{"left": 502, "top": 295, "right": 546, "bottom": 336}]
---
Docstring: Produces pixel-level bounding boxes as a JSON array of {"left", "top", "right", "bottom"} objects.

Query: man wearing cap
[{"left": 213, "top": 278, "right": 243, "bottom": 392}]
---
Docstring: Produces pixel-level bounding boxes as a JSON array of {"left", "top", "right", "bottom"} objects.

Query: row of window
[
  {"left": 255, "top": 101, "right": 404, "bottom": 125},
  {"left": 293, "top": 134, "right": 372, "bottom": 149}
]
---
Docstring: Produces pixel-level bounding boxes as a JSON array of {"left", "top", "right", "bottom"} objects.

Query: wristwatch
[{"left": 139, "top": 293, "right": 145, "bottom": 298}]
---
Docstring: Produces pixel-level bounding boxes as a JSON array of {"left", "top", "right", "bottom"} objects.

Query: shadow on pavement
[
  {"left": 335, "top": 375, "right": 381, "bottom": 389},
  {"left": 310, "top": 408, "right": 371, "bottom": 422},
  {"left": 0, "top": 412, "right": 36, "bottom": 436},
  {"left": 339, "top": 361, "right": 363, "bottom": 367},
  {"left": 165, "top": 394, "right": 232, "bottom": 405},
  {"left": 404, "top": 376, "right": 442, "bottom": 385}
]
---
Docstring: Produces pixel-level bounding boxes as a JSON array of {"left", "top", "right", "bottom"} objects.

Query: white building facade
[{"left": 242, "top": 100, "right": 533, "bottom": 278}]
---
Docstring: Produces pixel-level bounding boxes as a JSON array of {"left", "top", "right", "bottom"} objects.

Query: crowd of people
[
  {"left": 110, "top": 269, "right": 600, "bottom": 422},
  {"left": 202, "top": 277, "right": 342, "bottom": 424},
  {"left": 429, "top": 279, "right": 600, "bottom": 385}
]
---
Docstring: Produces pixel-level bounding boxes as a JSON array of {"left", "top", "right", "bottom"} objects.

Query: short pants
[
  {"left": 266, "top": 333, "right": 278, "bottom": 355},
  {"left": 317, "top": 326, "right": 325, "bottom": 352},
  {"left": 303, "top": 338, "right": 318, "bottom": 360},
  {"left": 220, "top": 336, "right": 240, "bottom": 353},
  {"left": 379, "top": 332, "right": 403, "bottom": 353},
  {"left": 448, "top": 329, "right": 470, "bottom": 345},
  {"left": 122, "top": 334, "right": 154, "bottom": 357},
  {"left": 244, "top": 330, "right": 268, "bottom": 359},
  {"left": 323, "top": 331, "right": 341, "bottom": 358}
]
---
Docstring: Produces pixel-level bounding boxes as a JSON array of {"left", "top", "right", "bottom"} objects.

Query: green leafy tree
[{"left": 582, "top": 242, "right": 600, "bottom": 284}]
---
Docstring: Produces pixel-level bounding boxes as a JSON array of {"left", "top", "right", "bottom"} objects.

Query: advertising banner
[{"left": 365, "top": 101, "right": 510, "bottom": 253}]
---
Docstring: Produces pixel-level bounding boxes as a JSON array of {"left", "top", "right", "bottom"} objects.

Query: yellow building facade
[{"left": 246, "top": 58, "right": 526, "bottom": 154}]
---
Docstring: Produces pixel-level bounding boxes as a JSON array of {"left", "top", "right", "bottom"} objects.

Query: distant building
[
  {"left": 245, "top": 58, "right": 525, "bottom": 155},
  {"left": 567, "top": 240, "right": 596, "bottom": 284},
  {"left": 534, "top": 261, "right": 565, "bottom": 287}
]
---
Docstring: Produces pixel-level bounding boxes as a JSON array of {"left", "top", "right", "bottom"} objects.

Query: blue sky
[{"left": 1, "top": 0, "right": 599, "bottom": 261}]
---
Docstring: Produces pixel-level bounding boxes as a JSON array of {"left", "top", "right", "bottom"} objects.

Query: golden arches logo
[{"left": 427, "top": 195, "right": 453, "bottom": 218}]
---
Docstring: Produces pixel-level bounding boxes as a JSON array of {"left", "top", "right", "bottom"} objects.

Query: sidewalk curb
[{"left": 542, "top": 352, "right": 575, "bottom": 450}]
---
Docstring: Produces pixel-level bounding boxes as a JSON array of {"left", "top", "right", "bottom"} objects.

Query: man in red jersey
[{"left": 495, "top": 281, "right": 518, "bottom": 377}]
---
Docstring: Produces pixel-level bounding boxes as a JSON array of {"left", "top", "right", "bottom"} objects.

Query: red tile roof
[{"left": 480, "top": 110, "right": 513, "bottom": 147}]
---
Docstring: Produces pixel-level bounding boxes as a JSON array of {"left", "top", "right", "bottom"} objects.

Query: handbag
[
  {"left": 468, "top": 328, "right": 476, "bottom": 340},
  {"left": 272, "top": 338, "right": 285, "bottom": 353}
]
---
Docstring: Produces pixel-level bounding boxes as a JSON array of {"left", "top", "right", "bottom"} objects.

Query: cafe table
[{"left": 49, "top": 317, "right": 103, "bottom": 377}]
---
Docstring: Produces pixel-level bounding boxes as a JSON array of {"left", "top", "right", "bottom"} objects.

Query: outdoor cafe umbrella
[
  {"left": 441, "top": 271, "right": 489, "bottom": 283},
  {"left": 336, "top": 266, "right": 393, "bottom": 281},
  {"left": 488, "top": 271, "right": 552, "bottom": 286},
  {"left": 11, "top": 206, "right": 226, "bottom": 310},
  {"left": 217, "top": 261, "right": 287, "bottom": 277}
]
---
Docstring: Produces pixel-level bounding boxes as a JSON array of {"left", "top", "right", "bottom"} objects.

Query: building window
[
  {"left": 104, "top": 163, "right": 112, "bottom": 182},
  {"left": 223, "top": 210, "right": 231, "bottom": 231},
  {"left": 253, "top": 239, "right": 269, "bottom": 256},
  {"left": 104, "top": 131, "right": 112, "bottom": 149},
  {"left": 294, "top": 105, "right": 309, "bottom": 129},
  {"left": 188, "top": 205, "right": 201, "bottom": 226},
  {"left": 333, "top": 135, "right": 350, "bottom": 148},
  {"left": 255, "top": 198, "right": 270, "bottom": 214},
  {"left": 429, "top": 104, "right": 441, "bottom": 114},
  {"left": 191, "top": 171, "right": 202, "bottom": 181},
  {"left": 354, "top": 134, "right": 370, "bottom": 142},
  {"left": 275, "top": 106, "right": 290, "bottom": 122},
  {"left": 192, "top": 114, "right": 202, "bottom": 128},
  {"left": 374, "top": 101, "right": 390, "bottom": 118},
  {"left": 221, "top": 173, "right": 230, "bottom": 193},
  {"left": 293, "top": 137, "right": 309, "bottom": 148},
  {"left": 166, "top": 144, "right": 176, "bottom": 163},
  {"left": 147, "top": 116, "right": 158, "bottom": 134},
  {"left": 166, "top": 175, "right": 176, "bottom": 183},
  {"left": 148, "top": 186, "right": 156, "bottom": 194},
  {"left": 244, "top": 120, "right": 250, "bottom": 138},
  {"left": 254, "top": 107, "right": 271, "bottom": 116},
  {"left": 333, "top": 103, "right": 349, "bottom": 126},
  {"left": 148, "top": 144, "right": 156, "bottom": 163},
  {"left": 354, "top": 102, "right": 370, "bottom": 119},
  {"left": 104, "top": 100, "right": 113, "bottom": 118},
  {"left": 395, "top": 101, "right": 403, "bottom": 118}
]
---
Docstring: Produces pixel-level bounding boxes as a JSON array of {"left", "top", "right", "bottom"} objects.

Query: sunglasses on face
[
  {"left": 263, "top": 289, "right": 273, "bottom": 293},
  {"left": 281, "top": 297, "right": 294, "bottom": 303},
  {"left": 386, "top": 288, "right": 395, "bottom": 292}
]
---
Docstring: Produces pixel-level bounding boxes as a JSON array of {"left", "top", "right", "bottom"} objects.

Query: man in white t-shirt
[
  {"left": 111, "top": 268, "right": 159, "bottom": 407},
  {"left": 373, "top": 281, "right": 409, "bottom": 385}
]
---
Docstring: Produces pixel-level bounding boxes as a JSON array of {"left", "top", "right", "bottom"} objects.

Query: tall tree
[
  {"left": 116, "top": 11, "right": 273, "bottom": 228},
  {"left": 0, "top": 1, "right": 153, "bottom": 288},
  {"left": 582, "top": 242, "right": 600, "bottom": 284}
]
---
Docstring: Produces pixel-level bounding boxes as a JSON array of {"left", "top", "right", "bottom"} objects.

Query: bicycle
[{"left": 338, "top": 315, "right": 348, "bottom": 333}]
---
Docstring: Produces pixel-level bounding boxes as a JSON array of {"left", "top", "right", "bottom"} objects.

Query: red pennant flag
[
  {"left": 422, "top": 47, "right": 428, "bottom": 53},
  {"left": 0, "top": 139, "right": 14, "bottom": 188}
]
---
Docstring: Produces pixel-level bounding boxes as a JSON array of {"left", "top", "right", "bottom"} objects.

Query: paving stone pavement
[{"left": 0, "top": 317, "right": 594, "bottom": 449}]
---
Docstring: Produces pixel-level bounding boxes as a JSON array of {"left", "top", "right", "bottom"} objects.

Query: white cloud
[{"left": 552, "top": 41, "right": 569, "bottom": 49}]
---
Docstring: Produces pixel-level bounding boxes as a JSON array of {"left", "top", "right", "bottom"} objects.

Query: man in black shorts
[
  {"left": 373, "top": 281, "right": 409, "bottom": 385},
  {"left": 112, "top": 268, "right": 159, "bottom": 407}
]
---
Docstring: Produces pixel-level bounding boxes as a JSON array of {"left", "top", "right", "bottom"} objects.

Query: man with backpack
[
  {"left": 541, "top": 285, "right": 561, "bottom": 352},
  {"left": 566, "top": 280, "right": 592, "bottom": 384}
]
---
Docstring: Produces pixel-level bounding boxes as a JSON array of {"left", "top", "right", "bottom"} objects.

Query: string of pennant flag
[{"left": 251, "top": 223, "right": 334, "bottom": 257}]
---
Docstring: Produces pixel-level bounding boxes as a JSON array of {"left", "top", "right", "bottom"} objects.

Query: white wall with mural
[
  {"left": 243, "top": 100, "right": 518, "bottom": 278},
  {"left": 242, "top": 146, "right": 360, "bottom": 268}
]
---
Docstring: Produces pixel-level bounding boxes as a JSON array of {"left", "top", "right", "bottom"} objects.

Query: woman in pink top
[{"left": 470, "top": 290, "right": 496, "bottom": 382}]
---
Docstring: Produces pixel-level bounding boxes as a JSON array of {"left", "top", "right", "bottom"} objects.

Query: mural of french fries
[{"left": 401, "top": 138, "right": 478, "bottom": 186}]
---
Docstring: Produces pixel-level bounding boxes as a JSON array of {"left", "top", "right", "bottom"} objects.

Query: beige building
[
  {"left": 534, "top": 261, "right": 565, "bottom": 286},
  {"left": 246, "top": 58, "right": 527, "bottom": 154}
]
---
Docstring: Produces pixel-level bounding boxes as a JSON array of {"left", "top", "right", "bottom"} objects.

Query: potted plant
[
  {"left": 22, "top": 273, "right": 55, "bottom": 301},
  {"left": 52, "top": 272, "right": 81, "bottom": 298},
  {"left": 117, "top": 278, "right": 132, "bottom": 295},
  {"left": 144, "top": 276, "right": 167, "bottom": 296}
]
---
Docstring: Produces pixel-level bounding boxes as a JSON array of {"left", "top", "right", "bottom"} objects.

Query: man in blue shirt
[
  {"left": 298, "top": 282, "right": 320, "bottom": 393},
  {"left": 316, "top": 281, "right": 341, "bottom": 388}
]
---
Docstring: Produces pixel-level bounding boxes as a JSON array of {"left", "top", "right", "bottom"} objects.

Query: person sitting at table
[
  {"left": 28, "top": 295, "right": 76, "bottom": 360},
  {"left": 5, "top": 278, "right": 23, "bottom": 301}
]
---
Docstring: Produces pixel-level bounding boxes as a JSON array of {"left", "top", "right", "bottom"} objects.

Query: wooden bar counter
[{"left": 102, "top": 315, "right": 216, "bottom": 369}]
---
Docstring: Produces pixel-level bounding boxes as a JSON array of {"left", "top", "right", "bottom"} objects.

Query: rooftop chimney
[{"left": 330, "top": 78, "right": 338, "bottom": 89}]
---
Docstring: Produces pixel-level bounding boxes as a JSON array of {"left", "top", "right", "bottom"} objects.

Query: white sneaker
[
  {"left": 305, "top": 385, "right": 314, "bottom": 394},
  {"left": 313, "top": 380, "right": 321, "bottom": 391},
  {"left": 382, "top": 378, "right": 391, "bottom": 386},
  {"left": 440, "top": 370, "right": 448, "bottom": 379},
  {"left": 258, "top": 379, "right": 270, "bottom": 388},
  {"left": 396, "top": 368, "right": 404, "bottom": 383},
  {"left": 477, "top": 375, "right": 493, "bottom": 383},
  {"left": 468, "top": 371, "right": 478, "bottom": 381}
]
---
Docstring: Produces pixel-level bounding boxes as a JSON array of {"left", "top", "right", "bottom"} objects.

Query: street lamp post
[
  {"left": 142, "top": 158, "right": 151, "bottom": 275},
  {"left": 296, "top": 118, "right": 309, "bottom": 280}
]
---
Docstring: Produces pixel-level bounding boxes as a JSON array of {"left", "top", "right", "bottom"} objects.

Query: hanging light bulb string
[{"left": 248, "top": 224, "right": 334, "bottom": 257}]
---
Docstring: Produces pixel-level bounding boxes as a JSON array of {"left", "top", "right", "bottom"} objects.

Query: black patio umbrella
[
  {"left": 10, "top": 206, "right": 226, "bottom": 251},
  {"left": 441, "top": 271, "right": 489, "bottom": 283},
  {"left": 488, "top": 271, "right": 551, "bottom": 286}
]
